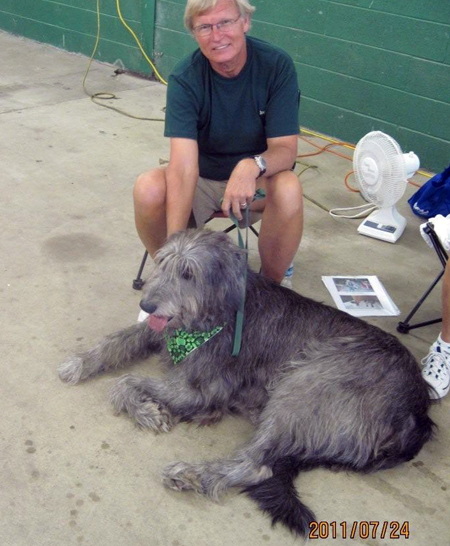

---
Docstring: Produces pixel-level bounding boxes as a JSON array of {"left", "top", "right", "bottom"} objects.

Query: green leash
[{"left": 229, "top": 189, "right": 266, "bottom": 356}]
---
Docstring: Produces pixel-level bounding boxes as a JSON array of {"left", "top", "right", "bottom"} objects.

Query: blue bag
[{"left": 408, "top": 163, "right": 450, "bottom": 219}]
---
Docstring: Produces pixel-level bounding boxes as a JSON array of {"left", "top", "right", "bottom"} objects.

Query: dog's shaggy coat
[{"left": 59, "top": 229, "right": 434, "bottom": 536}]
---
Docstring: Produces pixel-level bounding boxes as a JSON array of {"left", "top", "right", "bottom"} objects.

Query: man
[{"left": 133, "top": 0, "right": 302, "bottom": 284}]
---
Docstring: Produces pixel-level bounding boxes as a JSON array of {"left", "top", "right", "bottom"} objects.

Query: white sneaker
[
  {"left": 421, "top": 343, "right": 450, "bottom": 399},
  {"left": 137, "top": 310, "right": 149, "bottom": 323}
]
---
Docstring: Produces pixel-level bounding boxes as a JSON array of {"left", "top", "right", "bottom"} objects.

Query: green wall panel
[
  {"left": 154, "top": 26, "right": 195, "bottom": 59},
  {"left": 154, "top": 53, "right": 181, "bottom": 79},
  {"left": 326, "top": 0, "right": 450, "bottom": 26},
  {"left": 0, "top": 0, "right": 142, "bottom": 45},
  {"left": 407, "top": 58, "right": 450, "bottom": 104},
  {"left": 324, "top": 3, "right": 449, "bottom": 62},
  {"left": 51, "top": 0, "right": 142, "bottom": 20},
  {"left": 0, "top": 0, "right": 448, "bottom": 172},
  {"left": 252, "top": 0, "right": 326, "bottom": 33},
  {"left": 156, "top": 0, "right": 187, "bottom": 33},
  {"left": 0, "top": 0, "right": 156, "bottom": 74},
  {"left": 298, "top": 64, "right": 449, "bottom": 140},
  {"left": 301, "top": 97, "right": 449, "bottom": 176}
]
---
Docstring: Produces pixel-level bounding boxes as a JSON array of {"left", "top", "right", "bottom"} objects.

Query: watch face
[{"left": 255, "top": 155, "right": 266, "bottom": 173}]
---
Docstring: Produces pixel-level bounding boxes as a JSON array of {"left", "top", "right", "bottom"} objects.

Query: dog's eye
[{"left": 181, "top": 269, "right": 193, "bottom": 281}]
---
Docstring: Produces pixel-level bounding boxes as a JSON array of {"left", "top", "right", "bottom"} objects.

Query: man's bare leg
[
  {"left": 258, "top": 171, "right": 303, "bottom": 283},
  {"left": 133, "top": 168, "right": 167, "bottom": 257}
]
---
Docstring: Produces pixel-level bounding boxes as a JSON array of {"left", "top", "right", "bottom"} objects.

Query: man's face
[{"left": 192, "top": 0, "right": 250, "bottom": 72}]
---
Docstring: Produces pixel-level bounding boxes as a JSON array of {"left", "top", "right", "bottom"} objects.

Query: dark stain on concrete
[
  {"left": 42, "top": 233, "right": 108, "bottom": 262},
  {"left": 89, "top": 492, "right": 100, "bottom": 502}
]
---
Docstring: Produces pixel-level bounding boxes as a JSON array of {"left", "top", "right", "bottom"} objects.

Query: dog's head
[{"left": 140, "top": 229, "right": 247, "bottom": 332}]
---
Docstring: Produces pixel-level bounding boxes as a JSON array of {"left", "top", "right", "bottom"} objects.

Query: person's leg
[
  {"left": 422, "top": 259, "right": 450, "bottom": 398},
  {"left": 133, "top": 167, "right": 168, "bottom": 258},
  {"left": 257, "top": 171, "right": 303, "bottom": 283},
  {"left": 440, "top": 259, "right": 450, "bottom": 342}
]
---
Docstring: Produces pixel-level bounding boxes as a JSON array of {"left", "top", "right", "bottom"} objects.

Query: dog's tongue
[{"left": 148, "top": 314, "right": 169, "bottom": 332}]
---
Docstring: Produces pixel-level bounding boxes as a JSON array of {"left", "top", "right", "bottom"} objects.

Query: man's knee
[
  {"left": 134, "top": 168, "right": 166, "bottom": 211},
  {"left": 266, "top": 171, "right": 303, "bottom": 213}
]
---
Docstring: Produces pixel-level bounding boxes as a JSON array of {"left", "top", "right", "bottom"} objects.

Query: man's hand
[
  {"left": 221, "top": 158, "right": 260, "bottom": 220},
  {"left": 221, "top": 135, "right": 298, "bottom": 220}
]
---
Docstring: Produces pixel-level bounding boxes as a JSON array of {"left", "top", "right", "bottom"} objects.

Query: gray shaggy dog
[{"left": 59, "top": 229, "right": 434, "bottom": 537}]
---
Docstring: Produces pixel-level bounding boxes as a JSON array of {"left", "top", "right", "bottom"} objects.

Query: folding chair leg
[
  {"left": 249, "top": 225, "right": 259, "bottom": 238},
  {"left": 133, "top": 250, "right": 149, "bottom": 290},
  {"left": 223, "top": 224, "right": 237, "bottom": 234},
  {"left": 397, "top": 317, "right": 442, "bottom": 334},
  {"left": 397, "top": 270, "right": 444, "bottom": 333},
  {"left": 397, "top": 222, "right": 447, "bottom": 334}
]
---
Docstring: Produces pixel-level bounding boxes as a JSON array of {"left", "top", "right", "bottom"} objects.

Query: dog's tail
[{"left": 242, "top": 456, "right": 315, "bottom": 537}]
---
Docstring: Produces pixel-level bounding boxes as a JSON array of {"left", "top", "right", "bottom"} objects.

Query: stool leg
[
  {"left": 397, "top": 269, "right": 444, "bottom": 333},
  {"left": 223, "top": 224, "right": 259, "bottom": 237},
  {"left": 250, "top": 225, "right": 259, "bottom": 238},
  {"left": 223, "top": 224, "right": 236, "bottom": 234},
  {"left": 397, "top": 223, "right": 448, "bottom": 334},
  {"left": 133, "top": 251, "right": 149, "bottom": 290}
]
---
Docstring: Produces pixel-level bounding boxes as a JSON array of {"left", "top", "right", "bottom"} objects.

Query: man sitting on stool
[{"left": 133, "top": 0, "right": 303, "bottom": 292}]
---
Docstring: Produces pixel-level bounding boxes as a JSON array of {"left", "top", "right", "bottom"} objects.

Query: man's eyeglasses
[{"left": 193, "top": 16, "right": 242, "bottom": 37}]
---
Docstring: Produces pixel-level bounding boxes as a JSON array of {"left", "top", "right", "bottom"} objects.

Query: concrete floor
[{"left": 1, "top": 31, "right": 449, "bottom": 546}]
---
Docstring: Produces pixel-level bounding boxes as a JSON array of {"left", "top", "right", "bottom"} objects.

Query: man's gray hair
[{"left": 184, "top": 0, "right": 256, "bottom": 31}]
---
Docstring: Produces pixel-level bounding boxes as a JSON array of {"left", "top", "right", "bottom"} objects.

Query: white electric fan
[{"left": 353, "top": 131, "right": 420, "bottom": 243}]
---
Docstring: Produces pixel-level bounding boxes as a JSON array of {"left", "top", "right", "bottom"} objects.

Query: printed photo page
[{"left": 322, "top": 275, "right": 400, "bottom": 317}]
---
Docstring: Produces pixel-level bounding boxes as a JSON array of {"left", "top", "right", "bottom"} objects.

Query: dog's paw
[
  {"left": 162, "top": 462, "right": 204, "bottom": 494},
  {"left": 133, "top": 400, "right": 173, "bottom": 432},
  {"left": 110, "top": 375, "right": 173, "bottom": 433},
  {"left": 58, "top": 357, "right": 85, "bottom": 385}
]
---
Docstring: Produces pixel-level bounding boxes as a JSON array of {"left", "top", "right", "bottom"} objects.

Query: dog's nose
[{"left": 140, "top": 301, "right": 157, "bottom": 314}]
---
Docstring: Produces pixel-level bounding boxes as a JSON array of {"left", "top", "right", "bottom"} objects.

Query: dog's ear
[{"left": 209, "top": 250, "right": 247, "bottom": 312}]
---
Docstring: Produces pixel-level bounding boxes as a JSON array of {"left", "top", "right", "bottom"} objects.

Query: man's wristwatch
[{"left": 253, "top": 155, "right": 267, "bottom": 178}]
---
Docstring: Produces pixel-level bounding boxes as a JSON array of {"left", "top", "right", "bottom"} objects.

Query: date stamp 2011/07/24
[{"left": 309, "top": 520, "right": 410, "bottom": 540}]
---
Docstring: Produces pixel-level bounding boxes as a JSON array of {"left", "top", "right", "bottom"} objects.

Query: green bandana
[{"left": 165, "top": 326, "right": 224, "bottom": 364}]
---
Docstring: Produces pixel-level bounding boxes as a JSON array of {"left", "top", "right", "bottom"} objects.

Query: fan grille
[{"left": 353, "top": 131, "right": 408, "bottom": 207}]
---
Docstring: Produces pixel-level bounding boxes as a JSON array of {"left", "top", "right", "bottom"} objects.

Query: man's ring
[{"left": 240, "top": 202, "right": 247, "bottom": 208}]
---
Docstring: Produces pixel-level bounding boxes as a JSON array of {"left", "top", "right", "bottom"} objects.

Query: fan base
[{"left": 357, "top": 207, "right": 406, "bottom": 243}]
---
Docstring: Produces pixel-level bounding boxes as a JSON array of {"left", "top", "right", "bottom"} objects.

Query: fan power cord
[
  {"left": 82, "top": 0, "right": 166, "bottom": 121},
  {"left": 329, "top": 203, "right": 378, "bottom": 219}
]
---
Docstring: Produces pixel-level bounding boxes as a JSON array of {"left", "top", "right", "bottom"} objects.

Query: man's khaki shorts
[{"left": 193, "top": 176, "right": 262, "bottom": 228}]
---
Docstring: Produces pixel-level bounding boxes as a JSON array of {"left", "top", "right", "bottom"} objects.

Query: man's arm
[
  {"left": 221, "top": 134, "right": 298, "bottom": 220},
  {"left": 166, "top": 138, "right": 199, "bottom": 236}
]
